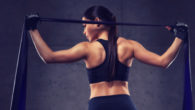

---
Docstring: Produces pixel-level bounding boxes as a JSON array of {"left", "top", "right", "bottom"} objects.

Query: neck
[{"left": 97, "top": 31, "right": 109, "bottom": 40}]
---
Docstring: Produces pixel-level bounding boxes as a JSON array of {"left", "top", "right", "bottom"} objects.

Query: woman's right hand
[
  {"left": 25, "top": 13, "right": 40, "bottom": 31},
  {"left": 165, "top": 22, "right": 188, "bottom": 41}
]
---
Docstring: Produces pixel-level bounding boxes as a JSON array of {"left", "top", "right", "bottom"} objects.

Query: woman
[{"left": 26, "top": 5, "right": 187, "bottom": 110}]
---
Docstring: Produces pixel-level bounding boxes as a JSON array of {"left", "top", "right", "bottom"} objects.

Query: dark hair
[{"left": 84, "top": 5, "right": 118, "bottom": 82}]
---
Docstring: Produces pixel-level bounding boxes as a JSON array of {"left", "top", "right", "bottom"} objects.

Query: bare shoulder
[
  {"left": 78, "top": 41, "right": 90, "bottom": 45},
  {"left": 117, "top": 36, "right": 135, "bottom": 46},
  {"left": 79, "top": 41, "right": 103, "bottom": 54},
  {"left": 118, "top": 37, "right": 142, "bottom": 47},
  {"left": 75, "top": 41, "right": 90, "bottom": 48}
]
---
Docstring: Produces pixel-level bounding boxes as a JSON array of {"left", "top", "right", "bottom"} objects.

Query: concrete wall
[{"left": 0, "top": 0, "right": 194, "bottom": 110}]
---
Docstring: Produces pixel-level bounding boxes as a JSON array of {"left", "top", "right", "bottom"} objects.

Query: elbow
[
  {"left": 42, "top": 55, "right": 54, "bottom": 64},
  {"left": 160, "top": 57, "right": 170, "bottom": 69},
  {"left": 44, "top": 57, "right": 53, "bottom": 64},
  {"left": 160, "top": 58, "right": 176, "bottom": 69},
  {"left": 43, "top": 59, "right": 50, "bottom": 64},
  {"left": 161, "top": 63, "right": 169, "bottom": 69}
]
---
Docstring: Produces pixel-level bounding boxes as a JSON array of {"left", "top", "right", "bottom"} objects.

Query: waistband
[{"left": 88, "top": 94, "right": 130, "bottom": 103}]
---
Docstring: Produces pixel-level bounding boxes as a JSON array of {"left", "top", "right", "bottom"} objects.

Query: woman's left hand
[{"left": 25, "top": 13, "right": 40, "bottom": 30}]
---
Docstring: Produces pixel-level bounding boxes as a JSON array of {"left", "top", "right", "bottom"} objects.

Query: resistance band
[
  {"left": 10, "top": 23, "right": 28, "bottom": 110},
  {"left": 10, "top": 18, "right": 193, "bottom": 110},
  {"left": 40, "top": 17, "right": 174, "bottom": 27}
]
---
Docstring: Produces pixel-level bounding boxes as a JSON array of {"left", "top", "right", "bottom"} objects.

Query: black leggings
[{"left": 88, "top": 94, "right": 137, "bottom": 110}]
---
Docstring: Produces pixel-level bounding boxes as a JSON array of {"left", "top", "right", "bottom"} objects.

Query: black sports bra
[{"left": 86, "top": 39, "right": 130, "bottom": 84}]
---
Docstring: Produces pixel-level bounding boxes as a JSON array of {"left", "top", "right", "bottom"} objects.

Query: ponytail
[{"left": 108, "top": 16, "right": 118, "bottom": 82}]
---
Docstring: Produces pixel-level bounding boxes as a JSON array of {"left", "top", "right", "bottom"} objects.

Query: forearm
[
  {"left": 29, "top": 29, "right": 53, "bottom": 63},
  {"left": 161, "top": 37, "right": 183, "bottom": 68}
]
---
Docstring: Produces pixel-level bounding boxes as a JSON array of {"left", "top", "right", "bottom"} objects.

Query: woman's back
[{"left": 84, "top": 37, "right": 134, "bottom": 99}]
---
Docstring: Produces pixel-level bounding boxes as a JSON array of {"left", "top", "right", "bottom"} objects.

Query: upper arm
[
  {"left": 130, "top": 40, "right": 164, "bottom": 67},
  {"left": 46, "top": 42, "right": 89, "bottom": 63}
]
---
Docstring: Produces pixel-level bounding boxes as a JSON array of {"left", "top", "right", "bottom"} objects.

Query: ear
[
  {"left": 95, "top": 17, "right": 101, "bottom": 27},
  {"left": 94, "top": 17, "right": 101, "bottom": 21}
]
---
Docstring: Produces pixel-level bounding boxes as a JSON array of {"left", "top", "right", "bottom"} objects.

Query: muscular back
[{"left": 84, "top": 37, "right": 134, "bottom": 69}]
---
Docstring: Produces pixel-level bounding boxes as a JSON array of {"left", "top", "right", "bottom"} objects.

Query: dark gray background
[{"left": 0, "top": 0, "right": 194, "bottom": 110}]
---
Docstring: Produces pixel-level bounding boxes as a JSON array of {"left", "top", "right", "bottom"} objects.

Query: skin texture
[{"left": 29, "top": 17, "right": 183, "bottom": 99}]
